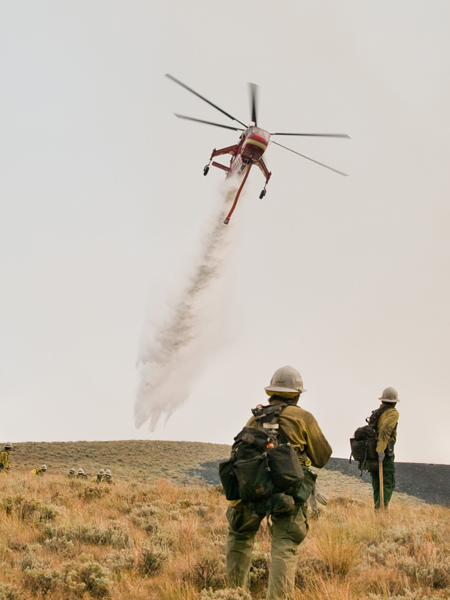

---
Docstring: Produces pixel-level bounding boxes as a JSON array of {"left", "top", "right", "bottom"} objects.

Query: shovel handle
[{"left": 379, "top": 460, "right": 384, "bottom": 509}]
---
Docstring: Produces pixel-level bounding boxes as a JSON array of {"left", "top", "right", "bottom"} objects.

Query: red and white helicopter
[{"left": 166, "top": 74, "right": 349, "bottom": 225}]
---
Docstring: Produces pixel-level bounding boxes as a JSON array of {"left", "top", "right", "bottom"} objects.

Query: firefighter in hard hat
[
  {"left": 103, "top": 469, "right": 114, "bottom": 484},
  {"left": 0, "top": 443, "right": 12, "bottom": 473},
  {"left": 68, "top": 468, "right": 75, "bottom": 478},
  {"left": 226, "top": 365, "right": 332, "bottom": 600},
  {"left": 77, "top": 468, "right": 88, "bottom": 479},
  {"left": 91, "top": 469, "right": 105, "bottom": 483},
  {"left": 369, "top": 387, "right": 400, "bottom": 510},
  {"left": 31, "top": 464, "right": 47, "bottom": 475}
]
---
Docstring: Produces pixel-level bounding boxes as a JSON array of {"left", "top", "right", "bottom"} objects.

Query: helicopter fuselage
[
  {"left": 240, "top": 126, "right": 270, "bottom": 162},
  {"left": 204, "top": 126, "right": 272, "bottom": 224},
  {"left": 208, "top": 126, "right": 271, "bottom": 179},
  {"left": 228, "top": 127, "right": 270, "bottom": 175}
]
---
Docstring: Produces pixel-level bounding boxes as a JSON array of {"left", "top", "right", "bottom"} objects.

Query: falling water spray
[{"left": 135, "top": 183, "right": 241, "bottom": 431}]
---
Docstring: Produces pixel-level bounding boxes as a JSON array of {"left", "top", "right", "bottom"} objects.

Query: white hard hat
[
  {"left": 77, "top": 468, "right": 84, "bottom": 474},
  {"left": 98, "top": 469, "right": 105, "bottom": 475},
  {"left": 379, "top": 387, "right": 399, "bottom": 403},
  {"left": 265, "top": 365, "right": 306, "bottom": 398},
  {"left": 5, "top": 442, "right": 12, "bottom": 449},
  {"left": 41, "top": 464, "right": 47, "bottom": 470},
  {"left": 69, "top": 468, "right": 75, "bottom": 474},
  {"left": 105, "top": 469, "right": 111, "bottom": 475}
]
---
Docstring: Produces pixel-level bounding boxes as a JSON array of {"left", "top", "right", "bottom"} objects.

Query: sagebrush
[{"left": 0, "top": 471, "right": 448, "bottom": 599}]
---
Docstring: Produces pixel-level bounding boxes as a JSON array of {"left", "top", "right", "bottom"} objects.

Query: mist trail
[{"left": 135, "top": 183, "right": 241, "bottom": 431}]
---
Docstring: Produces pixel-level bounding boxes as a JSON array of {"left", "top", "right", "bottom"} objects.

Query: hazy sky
[{"left": 2, "top": 1, "right": 450, "bottom": 464}]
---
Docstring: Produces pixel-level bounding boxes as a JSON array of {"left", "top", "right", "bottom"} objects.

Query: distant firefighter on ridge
[
  {"left": 31, "top": 464, "right": 48, "bottom": 476},
  {"left": 0, "top": 442, "right": 12, "bottom": 473}
]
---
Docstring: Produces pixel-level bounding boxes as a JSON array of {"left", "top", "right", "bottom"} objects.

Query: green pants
[
  {"left": 370, "top": 455, "right": 395, "bottom": 509},
  {"left": 226, "top": 503, "right": 308, "bottom": 600}
]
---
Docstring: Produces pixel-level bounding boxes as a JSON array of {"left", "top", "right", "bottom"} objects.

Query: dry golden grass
[{"left": 0, "top": 471, "right": 448, "bottom": 600}]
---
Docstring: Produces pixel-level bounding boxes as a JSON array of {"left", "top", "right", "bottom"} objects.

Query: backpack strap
[
  {"left": 251, "top": 403, "right": 291, "bottom": 443},
  {"left": 366, "top": 404, "right": 391, "bottom": 428}
]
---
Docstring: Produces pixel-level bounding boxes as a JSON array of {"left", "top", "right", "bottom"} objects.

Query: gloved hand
[
  {"left": 315, "top": 490, "right": 328, "bottom": 506},
  {"left": 377, "top": 452, "right": 385, "bottom": 462},
  {"left": 308, "top": 487, "right": 328, "bottom": 513}
]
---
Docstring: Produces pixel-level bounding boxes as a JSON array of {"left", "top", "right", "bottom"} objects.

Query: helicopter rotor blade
[
  {"left": 166, "top": 74, "right": 248, "bottom": 129},
  {"left": 271, "top": 140, "right": 348, "bottom": 176},
  {"left": 173, "top": 114, "right": 245, "bottom": 132},
  {"left": 249, "top": 82, "right": 259, "bottom": 126},
  {"left": 270, "top": 132, "right": 350, "bottom": 138}
]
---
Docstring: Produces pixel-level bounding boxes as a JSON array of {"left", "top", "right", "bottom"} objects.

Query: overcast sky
[{"left": 1, "top": 1, "right": 450, "bottom": 465}]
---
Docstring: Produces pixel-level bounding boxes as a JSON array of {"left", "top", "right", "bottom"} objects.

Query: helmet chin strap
[{"left": 287, "top": 394, "right": 300, "bottom": 405}]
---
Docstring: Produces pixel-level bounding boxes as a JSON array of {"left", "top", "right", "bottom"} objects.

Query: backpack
[
  {"left": 219, "top": 403, "right": 305, "bottom": 504},
  {"left": 350, "top": 405, "right": 393, "bottom": 471}
]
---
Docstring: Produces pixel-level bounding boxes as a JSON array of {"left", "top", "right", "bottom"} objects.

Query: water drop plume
[{"left": 135, "top": 183, "right": 241, "bottom": 431}]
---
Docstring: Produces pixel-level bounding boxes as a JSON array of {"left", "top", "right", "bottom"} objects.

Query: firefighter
[
  {"left": 103, "top": 469, "right": 114, "bottom": 484},
  {"left": 370, "top": 387, "right": 399, "bottom": 510},
  {"left": 68, "top": 468, "right": 76, "bottom": 477},
  {"left": 77, "top": 468, "right": 88, "bottom": 479},
  {"left": 91, "top": 469, "right": 105, "bottom": 483},
  {"left": 226, "top": 365, "right": 332, "bottom": 600},
  {"left": 31, "top": 464, "right": 47, "bottom": 475},
  {"left": 0, "top": 442, "right": 12, "bottom": 473}
]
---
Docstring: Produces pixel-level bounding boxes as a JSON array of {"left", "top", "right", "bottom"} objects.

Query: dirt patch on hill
[
  {"left": 326, "top": 457, "right": 450, "bottom": 507},
  {"left": 191, "top": 457, "right": 450, "bottom": 507}
]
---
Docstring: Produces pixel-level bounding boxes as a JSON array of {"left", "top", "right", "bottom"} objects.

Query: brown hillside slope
[
  {"left": 8, "top": 440, "right": 230, "bottom": 483},
  {"left": 6, "top": 440, "right": 450, "bottom": 506}
]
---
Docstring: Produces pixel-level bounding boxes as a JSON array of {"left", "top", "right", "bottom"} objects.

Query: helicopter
[{"left": 166, "top": 74, "right": 350, "bottom": 225}]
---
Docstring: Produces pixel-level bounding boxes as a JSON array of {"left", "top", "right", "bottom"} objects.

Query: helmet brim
[
  {"left": 265, "top": 385, "right": 306, "bottom": 395},
  {"left": 379, "top": 397, "right": 400, "bottom": 402}
]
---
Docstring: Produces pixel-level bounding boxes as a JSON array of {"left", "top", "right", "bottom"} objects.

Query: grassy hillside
[
  {"left": 8, "top": 440, "right": 449, "bottom": 507},
  {"left": 0, "top": 472, "right": 449, "bottom": 600},
  {"left": 8, "top": 440, "right": 230, "bottom": 483}
]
